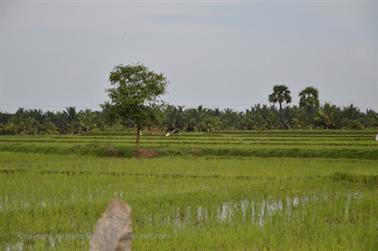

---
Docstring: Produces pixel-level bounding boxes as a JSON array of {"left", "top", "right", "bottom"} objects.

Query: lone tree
[
  {"left": 104, "top": 64, "right": 167, "bottom": 148},
  {"left": 268, "top": 85, "right": 292, "bottom": 129}
]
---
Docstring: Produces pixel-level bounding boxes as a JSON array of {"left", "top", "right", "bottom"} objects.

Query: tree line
[{"left": 1, "top": 64, "right": 377, "bottom": 136}]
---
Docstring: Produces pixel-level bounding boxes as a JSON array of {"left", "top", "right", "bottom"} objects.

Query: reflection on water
[{"left": 145, "top": 192, "right": 361, "bottom": 229}]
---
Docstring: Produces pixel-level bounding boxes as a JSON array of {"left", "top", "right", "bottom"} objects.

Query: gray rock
[{"left": 90, "top": 199, "right": 132, "bottom": 251}]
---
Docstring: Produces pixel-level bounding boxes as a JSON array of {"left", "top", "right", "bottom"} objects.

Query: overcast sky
[{"left": 0, "top": 0, "right": 377, "bottom": 112}]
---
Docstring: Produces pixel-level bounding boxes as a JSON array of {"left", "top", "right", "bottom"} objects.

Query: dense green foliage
[
  {"left": 1, "top": 85, "right": 377, "bottom": 135},
  {"left": 104, "top": 64, "right": 167, "bottom": 147},
  {"left": 0, "top": 103, "right": 377, "bottom": 135},
  {"left": 1, "top": 131, "right": 377, "bottom": 250}
]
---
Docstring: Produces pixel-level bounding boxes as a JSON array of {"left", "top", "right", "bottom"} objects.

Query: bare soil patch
[{"left": 133, "top": 149, "right": 159, "bottom": 158}]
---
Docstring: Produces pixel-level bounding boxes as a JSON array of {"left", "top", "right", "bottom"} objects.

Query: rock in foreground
[{"left": 90, "top": 199, "right": 132, "bottom": 251}]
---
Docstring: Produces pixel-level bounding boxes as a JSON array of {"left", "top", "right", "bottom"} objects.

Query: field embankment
[{"left": 0, "top": 130, "right": 377, "bottom": 160}]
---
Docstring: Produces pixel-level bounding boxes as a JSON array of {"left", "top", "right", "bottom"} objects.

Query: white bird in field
[
  {"left": 165, "top": 133, "right": 170, "bottom": 137},
  {"left": 375, "top": 134, "right": 378, "bottom": 141}
]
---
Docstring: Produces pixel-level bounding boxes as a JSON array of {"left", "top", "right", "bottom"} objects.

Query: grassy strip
[{"left": 0, "top": 142, "right": 377, "bottom": 160}]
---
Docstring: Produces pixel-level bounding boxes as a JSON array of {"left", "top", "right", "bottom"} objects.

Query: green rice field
[{"left": 1, "top": 130, "right": 378, "bottom": 250}]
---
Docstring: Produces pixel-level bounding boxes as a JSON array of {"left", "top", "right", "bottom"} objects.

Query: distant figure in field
[{"left": 376, "top": 134, "right": 378, "bottom": 141}]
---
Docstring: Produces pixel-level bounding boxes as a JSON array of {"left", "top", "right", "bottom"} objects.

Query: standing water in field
[{"left": 139, "top": 192, "right": 361, "bottom": 228}]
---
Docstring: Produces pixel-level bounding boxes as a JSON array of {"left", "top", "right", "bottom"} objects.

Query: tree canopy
[
  {"left": 299, "top": 86, "right": 320, "bottom": 109},
  {"left": 104, "top": 64, "right": 167, "bottom": 147},
  {"left": 268, "top": 85, "right": 292, "bottom": 110}
]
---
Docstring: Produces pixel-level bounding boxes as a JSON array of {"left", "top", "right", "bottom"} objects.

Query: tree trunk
[
  {"left": 135, "top": 126, "right": 141, "bottom": 149},
  {"left": 278, "top": 102, "right": 290, "bottom": 129}
]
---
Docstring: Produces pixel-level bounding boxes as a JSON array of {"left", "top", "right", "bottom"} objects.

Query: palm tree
[
  {"left": 195, "top": 105, "right": 208, "bottom": 132},
  {"left": 299, "top": 86, "right": 320, "bottom": 127},
  {"left": 268, "top": 85, "right": 292, "bottom": 129},
  {"left": 63, "top": 107, "right": 79, "bottom": 134},
  {"left": 205, "top": 117, "right": 223, "bottom": 132},
  {"left": 44, "top": 121, "right": 59, "bottom": 134},
  {"left": 342, "top": 104, "right": 362, "bottom": 121},
  {"left": 164, "top": 105, "right": 185, "bottom": 131},
  {"left": 299, "top": 87, "right": 319, "bottom": 108},
  {"left": 315, "top": 103, "right": 341, "bottom": 129},
  {"left": 0, "top": 112, "right": 11, "bottom": 134},
  {"left": 79, "top": 109, "right": 96, "bottom": 133},
  {"left": 365, "top": 109, "right": 378, "bottom": 127},
  {"left": 221, "top": 108, "right": 243, "bottom": 130}
]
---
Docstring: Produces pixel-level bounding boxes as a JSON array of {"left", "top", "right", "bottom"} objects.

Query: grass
[{"left": 0, "top": 130, "right": 377, "bottom": 250}]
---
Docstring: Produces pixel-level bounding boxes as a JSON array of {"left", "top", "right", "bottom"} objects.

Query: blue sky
[{"left": 0, "top": 0, "right": 377, "bottom": 112}]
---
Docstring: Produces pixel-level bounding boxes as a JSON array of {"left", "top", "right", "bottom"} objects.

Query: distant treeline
[{"left": 0, "top": 103, "right": 377, "bottom": 135}]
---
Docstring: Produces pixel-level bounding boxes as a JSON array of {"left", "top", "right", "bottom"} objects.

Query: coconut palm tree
[
  {"left": 63, "top": 107, "right": 79, "bottom": 134},
  {"left": 315, "top": 103, "right": 341, "bottom": 129},
  {"left": 79, "top": 109, "right": 96, "bottom": 133}
]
